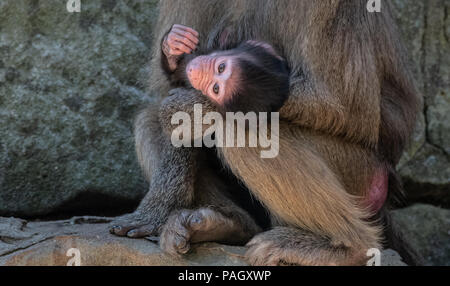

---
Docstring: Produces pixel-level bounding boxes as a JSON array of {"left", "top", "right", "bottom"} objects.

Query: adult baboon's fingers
[{"left": 160, "top": 229, "right": 191, "bottom": 256}]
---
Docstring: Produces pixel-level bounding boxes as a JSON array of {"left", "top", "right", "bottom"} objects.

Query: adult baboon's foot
[
  {"left": 245, "top": 227, "right": 369, "bottom": 266},
  {"left": 109, "top": 211, "right": 160, "bottom": 238},
  {"left": 160, "top": 208, "right": 249, "bottom": 256}
]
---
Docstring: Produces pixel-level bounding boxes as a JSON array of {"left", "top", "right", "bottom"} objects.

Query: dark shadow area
[
  {"left": 404, "top": 180, "right": 450, "bottom": 209},
  {"left": 29, "top": 191, "right": 141, "bottom": 220}
]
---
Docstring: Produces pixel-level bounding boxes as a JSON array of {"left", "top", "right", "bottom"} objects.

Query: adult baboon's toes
[
  {"left": 126, "top": 224, "right": 156, "bottom": 238},
  {"left": 110, "top": 224, "right": 134, "bottom": 236},
  {"left": 108, "top": 211, "right": 156, "bottom": 237}
]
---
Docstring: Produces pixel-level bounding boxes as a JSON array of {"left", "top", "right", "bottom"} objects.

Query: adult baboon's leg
[
  {"left": 160, "top": 165, "right": 262, "bottom": 256},
  {"left": 109, "top": 103, "right": 198, "bottom": 238},
  {"left": 219, "top": 126, "right": 382, "bottom": 266}
]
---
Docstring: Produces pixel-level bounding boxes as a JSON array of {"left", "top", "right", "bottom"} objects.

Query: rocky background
[{"left": 0, "top": 0, "right": 448, "bottom": 265}]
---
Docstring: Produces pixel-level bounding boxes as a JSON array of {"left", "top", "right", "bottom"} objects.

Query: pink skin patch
[{"left": 363, "top": 168, "right": 388, "bottom": 214}]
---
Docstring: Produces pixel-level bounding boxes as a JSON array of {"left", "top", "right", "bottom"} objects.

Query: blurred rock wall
[
  {"left": 392, "top": 0, "right": 449, "bottom": 206},
  {"left": 0, "top": 0, "right": 159, "bottom": 216}
]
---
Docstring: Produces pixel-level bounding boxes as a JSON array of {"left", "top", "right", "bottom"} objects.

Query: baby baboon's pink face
[{"left": 186, "top": 52, "right": 240, "bottom": 106}]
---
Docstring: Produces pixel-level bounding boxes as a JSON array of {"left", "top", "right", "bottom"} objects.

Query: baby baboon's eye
[
  {"left": 213, "top": 83, "right": 220, "bottom": 94},
  {"left": 218, "top": 63, "right": 226, "bottom": 74}
]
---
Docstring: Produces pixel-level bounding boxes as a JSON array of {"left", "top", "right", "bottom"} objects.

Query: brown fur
[{"left": 110, "top": 0, "right": 420, "bottom": 266}]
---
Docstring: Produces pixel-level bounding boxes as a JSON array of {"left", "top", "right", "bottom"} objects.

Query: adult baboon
[{"left": 110, "top": 0, "right": 421, "bottom": 266}]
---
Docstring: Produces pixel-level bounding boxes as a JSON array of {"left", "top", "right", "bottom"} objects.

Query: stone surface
[
  {"left": 401, "top": 145, "right": 450, "bottom": 205},
  {"left": 427, "top": 93, "right": 450, "bottom": 155},
  {"left": 0, "top": 0, "right": 159, "bottom": 216},
  {"left": 391, "top": 204, "right": 450, "bottom": 266},
  {"left": 391, "top": 0, "right": 450, "bottom": 204},
  {"left": 379, "top": 249, "right": 407, "bottom": 266},
  {"left": 0, "top": 216, "right": 405, "bottom": 266},
  {"left": 0, "top": 216, "right": 246, "bottom": 266}
]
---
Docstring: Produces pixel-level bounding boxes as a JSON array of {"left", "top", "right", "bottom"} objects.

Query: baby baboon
[{"left": 161, "top": 24, "right": 290, "bottom": 114}]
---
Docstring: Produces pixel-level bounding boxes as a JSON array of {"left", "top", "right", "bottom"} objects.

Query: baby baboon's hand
[{"left": 163, "top": 24, "right": 199, "bottom": 57}]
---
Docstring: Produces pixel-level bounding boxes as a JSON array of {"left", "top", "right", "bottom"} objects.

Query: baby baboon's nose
[
  {"left": 186, "top": 61, "right": 202, "bottom": 89},
  {"left": 187, "top": 62, "right": 199, "bottom": 76},
  {"left": 188, "top": 67, "right": 194, "bottom": 76}
]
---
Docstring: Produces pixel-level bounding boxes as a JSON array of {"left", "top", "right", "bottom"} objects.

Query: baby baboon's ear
[
  {"left": 218, "top": 27, "right": 232, "bottom": 50},
  {"left": 245, "top": 40, "right": 284, "bottom": 61}
]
